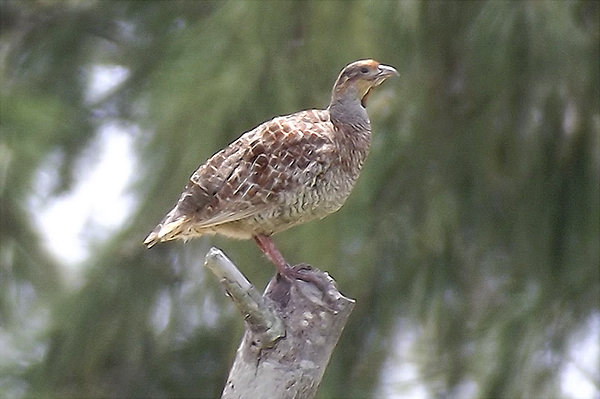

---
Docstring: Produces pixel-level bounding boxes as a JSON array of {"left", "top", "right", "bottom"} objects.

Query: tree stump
[{"left": 204, "top": 247, "right": 355, "bottom": 399}]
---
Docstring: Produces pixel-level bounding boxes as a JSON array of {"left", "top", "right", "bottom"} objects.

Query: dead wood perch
[{"left": 204, "top": 247, "right": 355, "bottom": 399}]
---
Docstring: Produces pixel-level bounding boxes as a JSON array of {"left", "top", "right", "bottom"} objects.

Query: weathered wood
[{"left": 204, "top": 247, "right": 355, "bottom": 399}]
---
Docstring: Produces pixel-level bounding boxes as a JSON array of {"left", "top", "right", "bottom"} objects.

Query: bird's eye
[{"left": 360, "top": 67, "right": 369, "bottom": 74}]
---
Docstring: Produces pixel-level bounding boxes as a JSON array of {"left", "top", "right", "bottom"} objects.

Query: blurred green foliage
[{"left": 0, "top": 0, "right": 598, "bottom": 398}]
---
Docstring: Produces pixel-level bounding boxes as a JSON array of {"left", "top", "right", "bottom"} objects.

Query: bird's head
[{"left": 332, "top": 59, "right": 399, "bottom": 108}]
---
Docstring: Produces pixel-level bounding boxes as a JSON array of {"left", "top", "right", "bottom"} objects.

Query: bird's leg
[
  {"left": 253, "top": 234, "right": 293, "bottom": 277},
  {"left": 253, "top": 234, "right": 335, "bottom": 305}
]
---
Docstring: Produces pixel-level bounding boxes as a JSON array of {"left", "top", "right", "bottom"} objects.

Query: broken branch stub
[{"left": 203, "top": 247, "right": 355, "bottom": 399}]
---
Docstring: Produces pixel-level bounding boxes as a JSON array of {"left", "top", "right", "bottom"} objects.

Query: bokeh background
[{"left": 1, "top": 1, "right": 598, "bottom": 398}]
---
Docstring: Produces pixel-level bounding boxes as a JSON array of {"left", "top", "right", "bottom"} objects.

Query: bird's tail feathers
[{"left": 144, "top": 217, "right": 188, "bottom": 248}]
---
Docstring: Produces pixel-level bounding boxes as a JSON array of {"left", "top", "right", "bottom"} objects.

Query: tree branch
[{"left": 204, "top": 247, "right": 355, "bottom": 399}]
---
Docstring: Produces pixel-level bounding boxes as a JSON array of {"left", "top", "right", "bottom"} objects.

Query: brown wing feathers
[
  {"left": 144, "top": 110, "right": 333, "bottom": 246},
  {"left": 144, "top": 60, "right": 398, "bottom": 247}
]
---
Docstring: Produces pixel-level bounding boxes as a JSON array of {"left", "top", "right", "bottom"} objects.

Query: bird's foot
[
  {"left": 254, "top": 235, "right": 338, "bottom": 309},
  {"left": 279, "top": 263, "right": 339, "bottom": 309}
]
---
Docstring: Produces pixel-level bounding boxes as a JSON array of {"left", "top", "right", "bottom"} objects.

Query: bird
[{"left": 144, "top": 59, "right": 398, "bottom": 280}]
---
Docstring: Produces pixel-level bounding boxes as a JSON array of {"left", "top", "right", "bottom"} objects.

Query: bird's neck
[
  {"left": 327, "top": 90, "right": 372, "bottom": 175},
  {"left": 328, "top": 89, "right": 371, "bottom": 131}
]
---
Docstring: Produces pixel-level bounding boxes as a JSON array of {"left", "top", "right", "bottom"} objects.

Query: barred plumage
[{"left": 144, "top": 59, "right": 397, "bottom": 277}]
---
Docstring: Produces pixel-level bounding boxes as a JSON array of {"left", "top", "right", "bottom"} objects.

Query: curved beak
[{"left": 377, "top": 64, "right": 399, "bottom": 78}]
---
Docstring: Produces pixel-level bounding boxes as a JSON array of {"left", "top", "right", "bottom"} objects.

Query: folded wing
[{"left": 144, "top": 110, "right": 335, "bottom": 246}]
